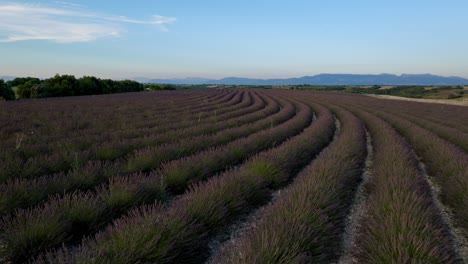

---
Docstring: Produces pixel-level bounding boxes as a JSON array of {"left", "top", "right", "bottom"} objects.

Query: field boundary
[{"left": 366, "top": 94, "right": 468, "bottom": 106}]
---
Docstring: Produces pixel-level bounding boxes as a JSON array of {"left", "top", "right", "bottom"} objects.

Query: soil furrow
[
  {"left": 337, "top": 130, "right": 373, "bottom": 264},
  {"left": 206, "top": 116, "right": 340, "bottom": 263}
]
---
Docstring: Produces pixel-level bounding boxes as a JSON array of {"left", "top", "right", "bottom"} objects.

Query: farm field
[
  {"left": 0, "top": 89, "right": 467, "bottom": 263},
  {"left": 366, "top": 94, "right": 468, "bottom": 107}
]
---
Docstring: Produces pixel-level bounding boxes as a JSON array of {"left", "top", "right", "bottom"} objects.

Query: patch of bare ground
[
  {"left": 205, "top": 116, "right": 340, "bottom": 263},
  {"left": 413, "top": 153, "right": 468, "bottom": 263},
  {"left": 336, "top": 130, "right": 373, "bottom": 264},
  {"left": 205, "top": 188, "right": 280, "bottom": 264},
  {"left": 378, "top": 86, "right": 396, "bottom": 90},
  {"left": 366, "top": 94, "right": 468, "bottom": 106},
  {"left": 423, "top": 86, "right": 439, "bottom": 90}
]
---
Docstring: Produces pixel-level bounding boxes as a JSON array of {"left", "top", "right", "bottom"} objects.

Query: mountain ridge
[{"left": 135, "top": 73, "right": 468, "bottom": 86}]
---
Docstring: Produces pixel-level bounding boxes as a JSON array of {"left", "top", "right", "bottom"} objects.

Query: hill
[{"left": 140, "top": 73, "right": 468, "bottom": 85}]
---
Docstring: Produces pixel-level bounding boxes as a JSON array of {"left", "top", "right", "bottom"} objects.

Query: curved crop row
[
  {"left": 87, "top": 90, "right": 245, "bottom": 143},
  {"left": 112, "top": 90, "right": 233, "bottom": 127},
  {"left": 0, "top": 93, "right": 280, "bottom": 214},
  {"left": 389, "top": 110, "right": 468, "bottom": 152},
  {"left": 322, "top": 92, "right": 468, "bottom": 246},
  {"left": 343, "top": 108, "right": 458, "bottom": 263},
  {"left": 371, "top": 109, "right": 468, "bottom": 243},
  {"left": 0, "top": 90, "right": 237, "bottom": 164},
  {"left": 0, "top": 95, "right": 305, "bottom": 262},
  {"left": 212, "top": 105, "right": 367, "bottom": 263},
  {"left": 0, "top": 90, "right": 221, "bottom": 139},
  {"left": 158, "top": 97, "right": 305, "bottom": 194},
  {"left": 0, "top": 91, "right": 251, "bottom": 182},
  {"left": 41, "top": 100, "right": 335, "bottom": 263},
  {"left": 0, "top": 90, "right": 232, "bottom": 166},
  {"left": 1, "top": 89, "right": 465, "bottom": 264},
  {"left": 1, "top": 90, "right": 238, "bottom": 151},
  {"left": 90, "top": 91, "right": 259, "bottom": 161},
  {"left": 352, "top": 98, "right": 468, "bottom": 152},
  {"left": 348, "top": 94, "right": 468, "bottom": 134},
  {"left": 124, "top": 95, "right": 285, "bottom": 174},
  {"left": 81, "top": 90, "right": 238, "bottom": 138},
  {"left": 0, "top": 90, "right": 232, "bottom": 153},
  {"left": 387, "top": 100, "right": 468, "bottom": 133}
]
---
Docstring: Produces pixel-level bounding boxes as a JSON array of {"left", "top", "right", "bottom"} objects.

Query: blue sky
[{"left": 1, "top": 0, "right": 467, "bottom": 79}]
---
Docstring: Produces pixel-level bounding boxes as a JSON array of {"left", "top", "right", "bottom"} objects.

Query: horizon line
[{"left": 3, "top": 72, "right": 468, "bottom": 81}]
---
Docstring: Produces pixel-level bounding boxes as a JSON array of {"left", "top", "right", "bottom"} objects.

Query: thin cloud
[
  {"left": 54, "top": 1, "right": 86, "bottom": 8},
  {"left": 0, "top": 3, "right": 176, "bottom": 43},
  {"left": 104, "top": 15, "right": 177, "bottom": 31}
]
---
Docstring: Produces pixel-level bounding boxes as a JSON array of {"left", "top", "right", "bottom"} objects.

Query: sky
[{"left": 1, "top": 0, "right": 468, "bottom": 79}]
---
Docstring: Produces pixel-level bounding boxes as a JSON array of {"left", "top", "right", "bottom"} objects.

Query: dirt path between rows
[
  {"left": 337, "top": 130, "right": 373, "bottom": 264},
  {"left": 414, "top": 153, "right": 468, "bottom": 263},
  {"left": 206, "top": 116, "right": 339, "bottom": 263},
  {"left": 366, "top": 94, "right": 468, "bottom": 106}
]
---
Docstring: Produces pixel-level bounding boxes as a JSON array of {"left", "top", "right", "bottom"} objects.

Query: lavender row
[
  {"left": 328, "top": 91, "right": 468, "bottom": 241},
  {"left": 41, "top": 100, "right": 334, "bottom": 263},
  {"left": 379, "top": 107, "right": 468, "bottom": 152},
  {"left": 0, "top": 89, "right": 234, "bottom": 161},
  {"left": 0, "top": 90, "right": 231, "bottom": 149},
  {"left": 0, "top": 91, "right": 274, "bottom": 207},
  {"left": 343, "top": 108, "right": 458, "bottom": 262},
  {"left": 0, "top": 95, "right": 303, "bottom": 262},
  {"left": 373, "top": 109, "right": 468, "bottom": 243},
  {"left": 352, "top": 93, "right": 468, "bottom": 133},
  {"left": 124, "top": 95, "right": 287, "bottom": 174},
  {"left": 213, "top": 104, "right": 367, "bottom": 263},
  {"left": 0, "top": 90, "right": 231, "bottom": 163},
  {"left": 0, "top": 91, "right": 253, "bottom": 182},
  {"left": 351, "top": 96, "right": 468, "bottom": 152},
  {"left": 92, "top": 91, "right": 261, "bottom": 161},
  {"left": 0, "top": 90, "right": 239, "bottom": 162},
  {"left": 0, "top": 92, "right": 281, "bottom": 214}
]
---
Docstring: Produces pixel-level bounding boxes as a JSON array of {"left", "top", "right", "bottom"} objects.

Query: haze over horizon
[{"left": 1, "top": 0, "right": 468, "bottom": 79}]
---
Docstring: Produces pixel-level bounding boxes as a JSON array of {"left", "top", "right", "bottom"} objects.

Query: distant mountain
[{"left": 137, "top": 74, "right": 468, "bottom": 86}]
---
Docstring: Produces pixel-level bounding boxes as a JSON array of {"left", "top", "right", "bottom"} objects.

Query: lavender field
[{"left": 0, "top": 89, "right": 467, "bottom": 263}]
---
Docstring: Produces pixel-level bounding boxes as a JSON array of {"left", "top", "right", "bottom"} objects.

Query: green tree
[
  {"left": 7, "top": 77, "right": 40, "bottom": 88},
  {"left": 5, "top": 75, "right": 146, "bottom": 99},
  {"left": 0, "top": 80, "right": 15, "bottom": 100},
  {"left": 78, "top": 76, "right": 101, "bottom": 95},
  {"left": 112, "top": 80, "right": 144, "bottom": 93},
  {"left": 41, "top": 74, "right": 78, "bottom": 97},
  {"left": 16, "top": 80, "right": 39, "bottom": 99}
]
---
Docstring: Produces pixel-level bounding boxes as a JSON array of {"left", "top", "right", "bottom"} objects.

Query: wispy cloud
[
  {"left": 0, "top": 2, "right": 176, "bottom": 43},
  {"left": 107, "top": 15, "right": 177, "bottom": 31}
]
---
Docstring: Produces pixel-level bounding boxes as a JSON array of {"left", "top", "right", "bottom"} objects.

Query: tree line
[{"left": 0, "top": 74, "right": 176, "bottom": 100}]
